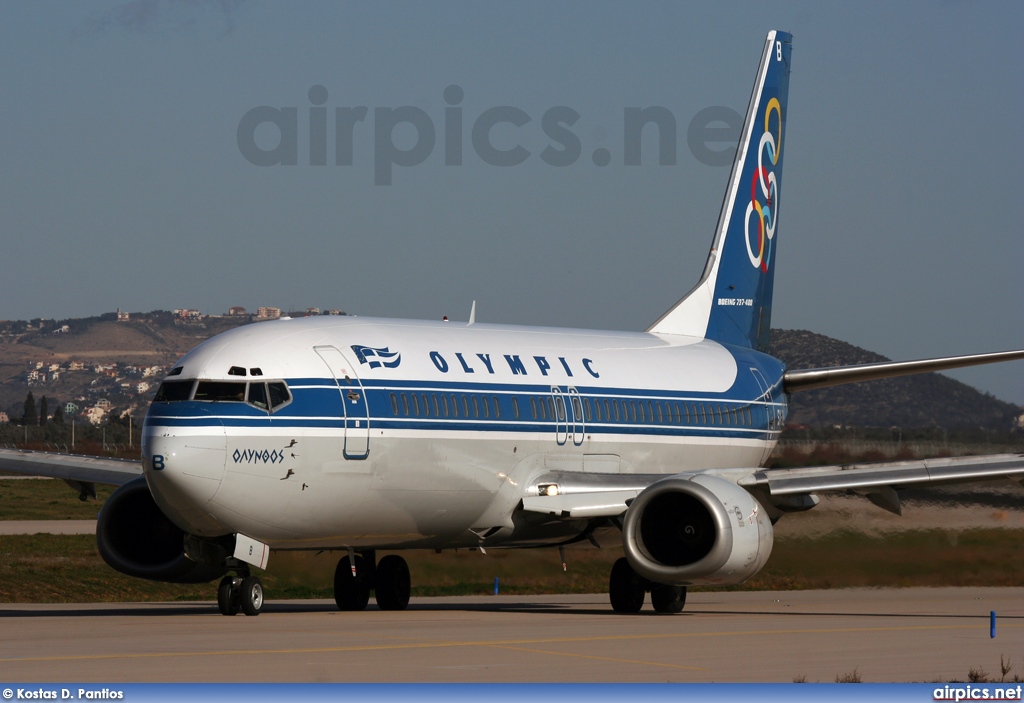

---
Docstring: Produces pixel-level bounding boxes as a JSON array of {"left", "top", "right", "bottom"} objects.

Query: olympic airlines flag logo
[
  {"left": 745, "top": 97, "right": 782, "bottom": 272},
  {"left": 351, "top": 345, "right": 401, "bottom": 369}
]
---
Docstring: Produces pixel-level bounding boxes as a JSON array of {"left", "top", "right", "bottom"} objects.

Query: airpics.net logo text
[{"left": 237, "top": 85, "right": 742, "bottom": 185}]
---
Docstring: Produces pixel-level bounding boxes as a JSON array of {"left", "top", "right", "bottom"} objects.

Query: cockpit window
[
  {"left": 194, "top": 381, "right": 246, "bottom": 402},
  {"left": 247, "top": 382, "right": 269, "bottom": 410},
  {"left": 154, "top": 380, "right": 194, "bottom": 402},
  {"left": 268, "top": 382, "right": 291, "bottom": 410},
  {"left": 156, "top": 378, "right": 289, "bottom": 410}
]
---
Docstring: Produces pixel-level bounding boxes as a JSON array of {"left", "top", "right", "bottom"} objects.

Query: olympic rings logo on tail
[{"left": 745, "top": 97, "right": 782, "bottom": 271}]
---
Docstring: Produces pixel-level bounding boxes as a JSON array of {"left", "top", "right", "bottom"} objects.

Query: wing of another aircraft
[{"left": 0, "top": 447, "right": 142, "bottom": 500}]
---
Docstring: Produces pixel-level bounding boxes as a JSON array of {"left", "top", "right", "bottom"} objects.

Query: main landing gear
[
  {"left": 334, "top": 550, "right": 411, "bottom": 611},
  {"left": 608, "top": 557, "right": 686, "bottom": 614},
  {"left": 217, "top": 572, "right": 264, "bottom": 616}
]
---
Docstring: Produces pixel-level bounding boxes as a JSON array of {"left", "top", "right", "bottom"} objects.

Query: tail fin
[{"left": 648, "top": 31, "right": 792, "bottom": 352}]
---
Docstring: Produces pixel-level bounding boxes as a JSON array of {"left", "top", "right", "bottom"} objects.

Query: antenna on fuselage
[{"left": 468, "top": 300, "right": 476, "bottom": 326}]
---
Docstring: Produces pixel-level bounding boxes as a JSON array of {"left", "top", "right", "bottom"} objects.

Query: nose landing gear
[{"left": 217, "top": 572, "right": 264, "bottom": 616}]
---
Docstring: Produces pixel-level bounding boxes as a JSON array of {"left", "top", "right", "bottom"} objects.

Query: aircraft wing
[
  {"left": 520, "top": 453, "right": 1024, "bottom": 520},
  {"left": 737, "top": 453, "right": 1024, "bottom": 515},
  {"left": 738, "top": 453, "right": 1024, "bottom": 494},
  {"left": 520, "top": 471, "right": 662, "bottom": 519},
  {"left": 0, "top": 447, "right": 142, "bottom": 500}
]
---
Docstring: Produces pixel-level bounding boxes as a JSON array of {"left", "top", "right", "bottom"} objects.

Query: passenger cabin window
[
  {"left": 154, "top": 380, "right": 194, "bottom": 402},
  {"left": 194, "top": 381, "right": 246, "bottom": 402}
]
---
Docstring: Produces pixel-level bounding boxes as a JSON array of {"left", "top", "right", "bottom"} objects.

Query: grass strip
[{"left": 2, "top": 529, "right": 1023, "bottom": 603}]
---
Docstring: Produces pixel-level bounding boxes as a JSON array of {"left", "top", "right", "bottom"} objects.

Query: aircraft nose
[{"left": 142, "top": 408, "right": 227, "bottom": 535}]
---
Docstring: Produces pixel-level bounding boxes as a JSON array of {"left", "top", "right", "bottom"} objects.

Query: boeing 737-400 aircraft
[{"left": 2, "top": 31, "right": 1022, "bottom": 616}]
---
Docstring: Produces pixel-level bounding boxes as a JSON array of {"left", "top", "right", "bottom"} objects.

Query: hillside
[
  {"left": 0, "top": 312, "right": 251, "bottom": 421},
  {"left": 769, "top": 329, "right": 1021, "bottom": 431},
  {"left": 0, "top": 313, "right": 1018, "bottom": 433}
]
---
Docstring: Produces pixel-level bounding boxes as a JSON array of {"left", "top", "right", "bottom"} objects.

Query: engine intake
[
  {"left": 622, "top": 474, "right": 773, "bottom": 586},
  {"left": 97, "top": 476, "right": 228, "bottom": 584}
]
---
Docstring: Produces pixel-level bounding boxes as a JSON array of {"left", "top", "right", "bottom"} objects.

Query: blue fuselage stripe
[{"left": 145, "top": 376, "right": 785, "bottom": 441}]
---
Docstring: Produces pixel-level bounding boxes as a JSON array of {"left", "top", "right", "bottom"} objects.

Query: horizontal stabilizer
[{"left": 783, "top": 349, "right": 1024, "bottom": 393}]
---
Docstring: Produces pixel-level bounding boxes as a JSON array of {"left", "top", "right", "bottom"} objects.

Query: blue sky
[{"left": 1, "top": 1, "right": 1022, "bottom": 405}]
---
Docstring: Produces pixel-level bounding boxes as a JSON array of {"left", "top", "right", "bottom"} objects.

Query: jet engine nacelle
[
  {"left": 622, "top": 473, "right": 773, "bottom": 586},
  {"left": 96, "top": 476, "right": 227, "bottom": 584}
]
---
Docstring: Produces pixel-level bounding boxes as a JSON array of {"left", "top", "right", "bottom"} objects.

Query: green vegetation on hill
[
  {"left": 769, "top": 329, "right": 1021, "bottom": 431},
  {"left": 0, "top": 313, "right": 1018, "bottom": 434}
]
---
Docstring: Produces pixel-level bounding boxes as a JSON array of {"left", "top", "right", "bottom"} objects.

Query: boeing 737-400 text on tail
[{"left": 3, "top": 31, "right": 1022, "bottom": 616}]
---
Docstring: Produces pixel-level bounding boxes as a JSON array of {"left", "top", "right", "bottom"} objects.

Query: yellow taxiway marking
[
  {"left": 1, "top": 621, "right": 1014, "bottom": 665},
  {"left": 486, "top": 644, "right": 708, "bottom": 671}
]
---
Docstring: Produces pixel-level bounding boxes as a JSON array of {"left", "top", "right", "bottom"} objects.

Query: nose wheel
[{"left": 217, "top": 574, "right": 264, "bottom": 616}]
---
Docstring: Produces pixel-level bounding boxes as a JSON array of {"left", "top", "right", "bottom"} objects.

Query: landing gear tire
[
  {"left": 651, "top": 584, "right": 686, "bottom": 614},
  {"left": 374, "top": 555, "right": 411, "bottom": 611},
  {"left": 217, "top": 576, "right": 240, "bottom": 616},
  {"left": 334, "top": 554, "right": 371, "bottom": 611},
  {"left": 609, "top": 557, "right": 646, "bottom": 613},
  {"left": 239, "top": 575, "right": 264, "bottom": 616}
]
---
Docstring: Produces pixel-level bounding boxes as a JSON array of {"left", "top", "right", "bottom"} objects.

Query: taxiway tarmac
[{"left": 1, "top": 588, "right": 1020, "bottom": 682}]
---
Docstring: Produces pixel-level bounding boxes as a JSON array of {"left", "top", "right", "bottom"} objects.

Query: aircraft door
[
  {"left": 551, "top": 387, "right": 568, "bottom": 446},
  {"left": 567, "top": 387, "right": 585, "bottom": 447},
  {"left": 551, "top": 387, "right": 585, "bottom": 447},
  {"left": 749, "top": 368, "right": 772, "bottom": 464},
  {"left": 314, "top": 345, "right": 370, "bottom": 459}
]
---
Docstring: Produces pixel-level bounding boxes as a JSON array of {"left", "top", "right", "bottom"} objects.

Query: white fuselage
[{"left": 141, "top": 316, "right": 787, "bottom": 551}]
